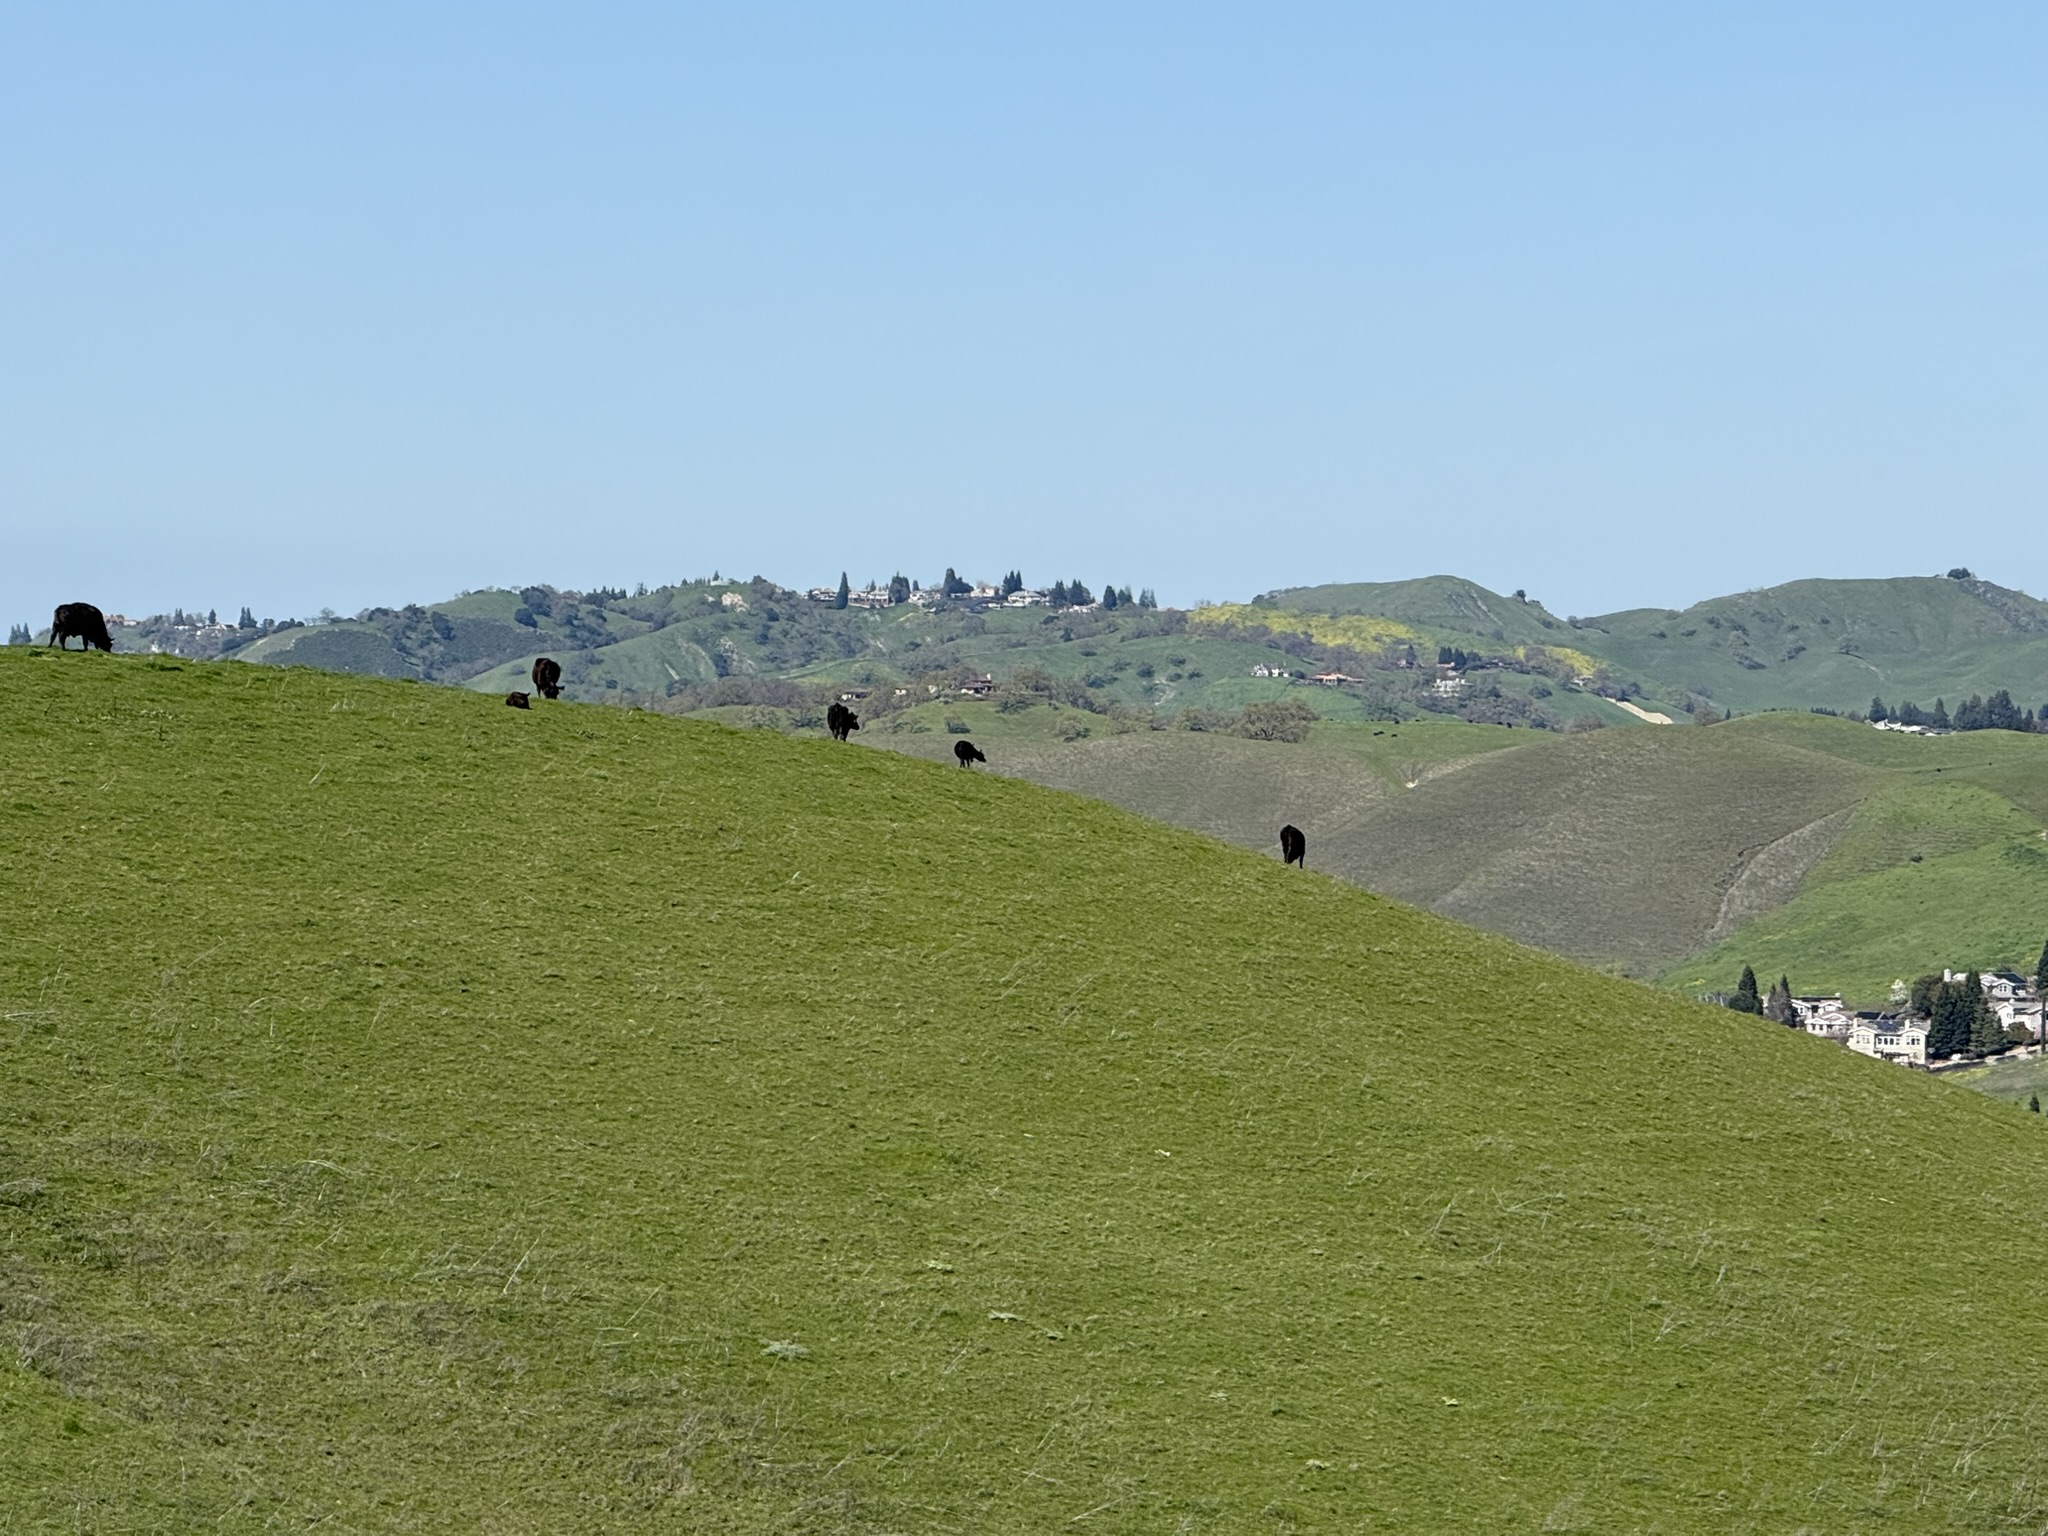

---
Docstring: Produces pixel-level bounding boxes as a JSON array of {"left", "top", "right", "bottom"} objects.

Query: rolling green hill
[
  {"left": 1270, "top": 572, "right": 2048, "bottom": 721},
  {"left": 869, "top": 707, "right": 2048, "bottom": 1002},
  {"left": 13, "top": 648, "right": 2048, "bottom": 1529}
]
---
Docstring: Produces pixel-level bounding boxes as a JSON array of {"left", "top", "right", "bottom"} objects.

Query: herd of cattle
[{"left": 39, "top": 599, "right": 1307, "bottom": 865}]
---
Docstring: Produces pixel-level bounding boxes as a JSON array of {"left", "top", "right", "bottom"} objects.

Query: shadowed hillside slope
[{"left": 11, "top": 651, "right": 2048, "bottom": 1530}]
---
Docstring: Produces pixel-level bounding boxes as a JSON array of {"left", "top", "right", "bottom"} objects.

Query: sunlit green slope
[{"left": 10, "top": 650, "right": 2048, "bottom": 1531}]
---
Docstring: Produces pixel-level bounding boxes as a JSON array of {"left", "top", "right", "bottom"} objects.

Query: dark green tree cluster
[
  {"left": 940, "top": 568, "right": 972, "bottom": 597},
  {"left": 833, "top": 573, "right": 850, "bottom": 610},
  {"left": 1000, "top": 570, "right": 1024, "bottom": 596},
  {"left": 1950, "top": 690, "right": 2027, "bottom": 731},
  {"left": 6, "top": 623, "right": 29, "bottom": 646},
  {"left": 1728, "top": 965, "right": 1763, "bottom": 1015},
  {"left": 1764, "top": 975, "right": 1796, "bottom": 1025},
  {"left": 1099, "top": 584, "right": 1136, "bottom": 610},
  {"left": 1871, "top": 693, "right": 2041, "bottom": 732},
  {"left": 1919, "top": 971, "right": 2003, "bottom": 1060},
  {"left": 887, "top": 573, "right": 912, "bottom": 605},
  {"left": 1049, "top": 580, "right": 1095, "bottom": 608}
]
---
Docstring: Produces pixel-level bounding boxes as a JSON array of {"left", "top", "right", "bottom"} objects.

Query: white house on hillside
[
  {"left": 1790, "top": 995, "right": 1854, "bottom": 1040},
  {"left": 1847, "top": 1016, "right": 1928, "bottom": 1066}
]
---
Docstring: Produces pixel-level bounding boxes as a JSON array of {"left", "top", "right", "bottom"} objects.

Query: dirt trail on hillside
[{"left": 1704, "top": 804, "right": 1859, "bottom": 945}]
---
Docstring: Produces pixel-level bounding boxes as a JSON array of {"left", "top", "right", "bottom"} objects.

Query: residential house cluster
[
  {"left": 1789, "top": 968, "right": 2045, "bottom": 1068},
  {"left": 806, "top": 582, "right": 1061, "bottom": 611}
]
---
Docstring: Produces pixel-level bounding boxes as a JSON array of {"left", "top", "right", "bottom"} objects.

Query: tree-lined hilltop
[{"left": 28, "top": 568, "right": 2048, "bottom": 734}]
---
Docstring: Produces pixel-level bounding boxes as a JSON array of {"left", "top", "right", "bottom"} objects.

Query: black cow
[
  {"left": 1280, "top": 824, "right": 1306, "bottom": 868},
  {"left": 954, "top": 739, "right": 986, "bottom": 768},
  {"left": 50, "top": 602, "right": 113, "bottom": 652},
  {"left": 531, "top": 656, "right": 562, "bottom": 700},
  {"left": 826, "top": 702, "right": 861, "bottom": 741},
  {"left": 505, "top": 691, "right": 531, "bottom": 709}
]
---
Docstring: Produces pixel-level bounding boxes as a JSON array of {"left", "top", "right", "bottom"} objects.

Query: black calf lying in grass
[{"left": 505, "top": 692, "right": 531, "bottom": 709}]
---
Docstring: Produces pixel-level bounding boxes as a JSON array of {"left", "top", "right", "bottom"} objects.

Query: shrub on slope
[{"left": 7, "top": 651, "right": 2048, "bottom": 1530}]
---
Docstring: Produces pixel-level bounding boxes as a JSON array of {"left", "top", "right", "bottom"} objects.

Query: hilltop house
[{"left": 1847, "top": 1015, "right": 1928, "bottom": 1066}]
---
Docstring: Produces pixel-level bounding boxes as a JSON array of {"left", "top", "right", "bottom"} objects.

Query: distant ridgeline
[{"left": 21, "top": 568, "right": 2048, "bottom": 732}]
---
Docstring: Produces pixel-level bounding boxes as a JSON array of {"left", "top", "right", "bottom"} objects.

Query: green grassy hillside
[
  {"left": 14, "top": 649, "right": 2048, "bottom": 1529},
  {"left": 1259, "top": 575, "right": 1571, "bottom": 648},
  {"left": 1657, "top": 718, "right": 2048, "bottom": 1004},
  {"left": 874, "top": 707, "right": 2048, "bottom": 999},
  {"left": 875, "top": 714, "right": 1875, "bottom": 975},
  {"left": 1271, "top": 573, "right": 2048, "bottom": 720}
]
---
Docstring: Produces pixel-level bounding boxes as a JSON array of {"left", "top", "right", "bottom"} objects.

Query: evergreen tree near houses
[
  {"left": 1001, "top": 570, "right": 1024, "bottom": 596},
  {"left": 1137, "top": 588, "right": 1156, "bottom": 609},
  {"left": 1764, "top": 976, "right": 1796, "bottom": 1026},
  {"left": 1101, "top": 585, "right": 1119, "bottom": 610},
  {"left": 833, "top": 573, "right": 850, "bottom": 610},
  {"left": 1729, "top": 965, "right": 1763, "bottom": 1015},
  {"left": 1965, "top": 972, "right": 2007, "bottom": 1056},
  {"left": 1869, "top": 696, "right": 1888, "bottom": 722},
  {"left": 887, "top": 573, "right": 911, "bottom": 605},
  {"left": 1050, "top": 580, "right": 1070, "bottom": 607},
  {"left": 1909, "top": 972, "right": 1944, "bottom": 1019},
  {"left": 2034, "top": 937, "right": 2048, "bottom": 993},
  {"left": 238, "top": 606, "right": 257, "bottom": 629},
  {"left": 1925, "top": 983, "right": 1972, "bottom": 1060},
  {"left": 1067, "top": 579, "right": 1094, "bottom": 606},
  {"left": 1932, "top": 698, "right": 1951, "bottom": 730}
]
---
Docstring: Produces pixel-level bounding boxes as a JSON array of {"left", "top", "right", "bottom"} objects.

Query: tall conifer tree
[{"left": 1730, "top": 966, "right": 1762, "bottom": 1015}]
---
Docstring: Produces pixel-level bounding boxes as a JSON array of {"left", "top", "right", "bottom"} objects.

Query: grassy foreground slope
[{"left": 13, "top": 653, "right": 2048, "bottom": 1529}]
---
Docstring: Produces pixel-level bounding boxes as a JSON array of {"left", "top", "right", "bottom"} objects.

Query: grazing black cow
[
  {"left": 50, "top": 602, "right": 113, "bottom": 652},
  {"left": 505, "top": 691, "right": 531, "bottom": 709},
  {"left": 531, "top": 656, "right": 562, "bottom": 700},
  {"left": 954, "top": 739, "right": 986, "bottom": 768},
  {"left": 826, "top": 702, "right": 861, "bottom": 741},
  {"left": 1280, "top": 824, "right": 1306, "bottom": 868}
]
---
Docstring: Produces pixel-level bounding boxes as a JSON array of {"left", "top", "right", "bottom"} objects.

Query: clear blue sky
[{"left": 5, "top": 3, "right": 2045, "bottom": 628}]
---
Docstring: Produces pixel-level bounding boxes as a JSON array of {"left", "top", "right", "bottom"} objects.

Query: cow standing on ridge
[
  {"left": 1280, "top": 824, "right": 1306, "bottom": 868},
  {"left": 826, "top": 703, "right": 861, "bottom": 741},
  {"left": 531, "top": 656, "right": 562, "bottom": 700},
  {"left": 954, "top": 740, "right": 986, "bottom": 768},
  {"left": 50, "top": 603, "right": 113, "bottom": 652}
]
